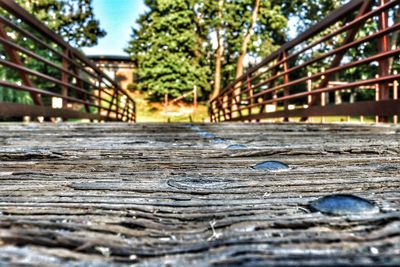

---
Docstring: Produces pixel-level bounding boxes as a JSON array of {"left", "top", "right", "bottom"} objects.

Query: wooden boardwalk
[{"left": 0, "top": 122, "right": 399, "bottom": 266}]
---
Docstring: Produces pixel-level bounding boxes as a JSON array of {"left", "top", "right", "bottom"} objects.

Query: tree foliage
[
  {"left": 221, "top": 0, "right": 287, "bottom": 84},
  {"left": 126, "top": 0, "right": 210, "bottom": 100},
  {"left": 276, "top": 0, "right": 346, "bottom": 32},
  {"left": 0, "top": 0, "right": 106, "bottom": 106},
  {"left": 128, "top": 0, "right": 288, "bottom": 101},
  {"left": 15, "top": 0, "right": 106, "bottom": 47}
]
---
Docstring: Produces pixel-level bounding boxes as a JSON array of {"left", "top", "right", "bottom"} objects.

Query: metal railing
[
  {"left": 0, "top": 0, "right": 136, "bottom": 122},
  {"left": 210, "top": 0, "right": 400, "bottom": 123}
]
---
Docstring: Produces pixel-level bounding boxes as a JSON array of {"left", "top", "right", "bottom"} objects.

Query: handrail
[
  {"left": 210, "top": 0, "right": 400, "bottom": 124},
  {"left": 0, "top": 0, "right": 136, "bottom": 122}
]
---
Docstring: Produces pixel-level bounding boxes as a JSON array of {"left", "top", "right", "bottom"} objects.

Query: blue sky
[{"left": 83, "top": 0, "right": 146, "bottom": 56}]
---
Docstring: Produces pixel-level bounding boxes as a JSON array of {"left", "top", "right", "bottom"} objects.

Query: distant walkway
[{"left": 0, "top": 122, "right": 399, "bottom": 265}]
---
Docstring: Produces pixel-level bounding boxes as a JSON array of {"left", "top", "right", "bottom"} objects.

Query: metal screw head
[
  {"left": 252, "top": 160, "right": 289, "bottom": 171},
  {"left": 227, "top": 144, "right": 247, "bottom": 149},
  {"left": 309, "top": 194, "right": 379, "bottom": 215}
]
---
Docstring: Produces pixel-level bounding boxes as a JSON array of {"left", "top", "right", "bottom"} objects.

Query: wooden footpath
[{"left": 0, "top": 122, "right": 399, "bottom": 266}]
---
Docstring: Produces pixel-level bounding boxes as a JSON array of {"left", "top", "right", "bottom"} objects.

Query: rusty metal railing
[
  {"left": 0, "top": 0, "right": 136, "bottom": 122},
  {"left": 210, "top": 0, "right": 400, "bottom": 123}
]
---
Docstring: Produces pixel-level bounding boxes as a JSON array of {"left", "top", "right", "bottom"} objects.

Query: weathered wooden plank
[{"left": 0, "top": 122, "right": 399, "bottom": 266}]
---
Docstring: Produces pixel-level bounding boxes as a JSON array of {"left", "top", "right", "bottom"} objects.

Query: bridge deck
[{"left": 0, "top": 122, "right": 399, "bottom": 266}]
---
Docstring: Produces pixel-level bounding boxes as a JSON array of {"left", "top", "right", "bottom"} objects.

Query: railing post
[
  {"left": 321, "top": 67, "right": 326, "bottom": 123},
  {"left": 131, "top": 101, "right": 135, "bottom": 122},
  {"left": 321, "top": 92, "right": 326, "bottom": 123},
  {"left": 116, "top": 88, "right": 120, "bottom": 120},
  {"left": 127, "top": 101, "right": 132, "bottom": 122},
  {"left": 394, "top": 70, "right": 398, "bottom": 124},
  {"left": 247, "top": 74, "right": 253, "bottom": 120},
  {"left": 307, "top": 72, "right": 312, "bottom": 107},
  {"left": 223, "top": 92, "right": 229, "bottom": 120},
  {"left": 209, "top": 104, "right": 214, "bottom": 122},
  {"left": 375, "top": 74, "right": 379, "bottom": 123},
  {"left": 133, "top": 101, "right": 136, "bottom": 122},
  {"left": 61, "top": 49, "right": 69, "bottom": 106},
  {"left": 97, "top": 78, "right": 102, "bottom": 117},
  {"left": 282, "top": 51, "right": 289, "bottom": 122},
  {"left": 377, "top": 0, "right": 390, "bottom": 123},
  {"left": 233, "top": 82, "right": 241, "bottom": 120}
]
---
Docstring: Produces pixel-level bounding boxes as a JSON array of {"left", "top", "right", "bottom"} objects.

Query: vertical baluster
[
  {"left": 377, "top": 0, "right": 390, "bottom": 122},
  {"left": 247, "top": 74, "right": 252, "bottom": 121},
  {"left": 282, "top": 51, "right": 289, "bottom": 122},
  {"left": 97, "top": 77, "right": 102, "bottom": 117},
  {"left": 61, "top": 48, "right": 69, "bottom": 109},
  {"left": 394, "top": 70, "right": 398, "bottom": 124}
]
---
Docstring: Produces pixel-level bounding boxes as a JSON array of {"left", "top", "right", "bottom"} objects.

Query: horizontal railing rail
[
  {"left": 0, "top": 0, "right": 136, "bottom": 122},
  {"left": 210, "top": 0, "right": 400, "bottom": 124}
]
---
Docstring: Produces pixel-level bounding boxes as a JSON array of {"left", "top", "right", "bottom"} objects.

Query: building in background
[{"left": 88, "top": 55, "right": 136, "bottom": 90}]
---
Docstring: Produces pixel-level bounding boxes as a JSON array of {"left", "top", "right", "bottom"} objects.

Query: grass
[{"left": 129, "top": 91, "right": 210, "bottom": 123}]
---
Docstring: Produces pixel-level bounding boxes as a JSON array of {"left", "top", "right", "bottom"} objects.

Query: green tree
[
  {"left": 15, "top": 0, "right": 106, "bottom": 47},
  {"left": 274, "top": 0, "right": 345, "bottom": 33},
  {"left": 126, "top": 0, "right": 210, "bottom": 100},
  {"left": 208, "top": 0, "right": 287, "bottom": 95},
  {"left": 128, "top": 0, "right": 288, "bottom": 101}
]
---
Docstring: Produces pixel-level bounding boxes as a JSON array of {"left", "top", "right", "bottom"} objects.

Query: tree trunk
[
  {"left": 235, "top": 0, "right": 260, "bottom": 80},
  {"left": 212, "top": 0, "right": 224, "bottom": 100},
  {"left": 233, "top": 0, "right": 260, "bottom": 116}
]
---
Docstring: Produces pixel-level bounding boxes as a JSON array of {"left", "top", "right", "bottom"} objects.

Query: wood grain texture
[{"left": 0, "top": 122, "right": 399, "bottom": 266}]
